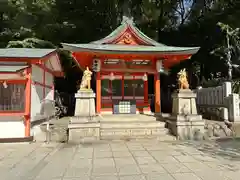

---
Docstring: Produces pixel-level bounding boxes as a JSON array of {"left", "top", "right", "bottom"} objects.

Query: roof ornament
[
  {"left": 121, "top": 16, "right": 134, "bottom": 25},
  {"left": 121, "top": 1, "right": 134, "bottom": 25}
]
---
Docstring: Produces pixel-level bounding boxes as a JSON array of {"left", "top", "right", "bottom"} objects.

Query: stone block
[
  {"left": 167, "top": 120, "right": 205, "bottom": 140},
  {"left": 68, "top": 122, "right": 100, "bottom": 143}
]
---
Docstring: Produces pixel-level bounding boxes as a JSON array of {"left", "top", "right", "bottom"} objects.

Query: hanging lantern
[
  {"left": 2, "top": 81, "right": 7, "bottom": 89},
  {"left": 156, "top": 60, "right": 164, "bottom": 72},
  {"left": 142, "top": 73, "right": 148, "bottom": 81},
  {"left": 109, "top": 72, "right": 115, "bottom": 81}
]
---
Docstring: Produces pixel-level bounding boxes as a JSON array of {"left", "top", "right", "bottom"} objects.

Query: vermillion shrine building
[{"left": 62, "top": 17, "right": 200, "bottom": 115}]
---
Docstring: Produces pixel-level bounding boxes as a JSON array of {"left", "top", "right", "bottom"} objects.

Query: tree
[{"left": 211, "top": 22, "right": 240, "bottom": 80}]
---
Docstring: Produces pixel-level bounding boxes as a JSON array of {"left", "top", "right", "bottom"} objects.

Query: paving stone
[
  {"left": 92, "top": 166, "right": 117, "bottom": 176},
  {"left": 151, "top": 155, "right": 179, "bottom": 164},
  {"left": 64, "top": 167, "right": 92, "bottom": 177},
  {"left": 195, "top": 170, "right": 230, "bottom": 180},
  {"left": 183, "top": 162, "right": 211, "bottom": 172},
  {"left": 111, "top": 144, "right": 129, "bottom": 151},
  {"left": 127, "top": 146, "right": 145, "bottom": 151},
  {"left": 171, "top": 172, "right": 202, "bottom": 180},
  {"left": 145, "top": 173, "right": 175, "bottom": 180},
  {"left": 117, "top": 165, "right": 141, "bottom": 175},
  {"left": 143, "top": 145, "right": 171, "bottom": 151},
  {"left": 162, "top": 163, "right": 191, "bottom": 173},
  {"left": 93, "top": 158, "right": 115, "bottom": 167},
  {"left": 112, "top": 151, "right": 132, "bottom": 157},
  {"left": 135, "top": 156, "right": 157, "bottom": 164},
  {"left": 94, "top": 145, "right": 111, "bottom": 152},
  {"left": 203, "top": 161, "right": 227, "bottom": 170},
  {"left": 114, "top": 157, "right": 136, "bottom": 166},
  {"left": 174, "top": 155, "right": 198, "bottom": 163},
  {"left": 139, "top": 163, "right": 167, "bottom": 174},
  {"left": 119, "top": 175, "right": 146, "bottom": 180},
  {"left": 1, "top": 140, "right": 240, "bottom": 180},
  {"left": 94, "top": 151, "right": 113, "bottom": 158},
  {"left": 63, "top": 176, "right": 90, "bottom": 180},
  {"left": 91, "top": 175, "right": 119, "bottom": 180},
  {"left": 193, "top": 154, "right": 218, "bottom": 162},
  {"left": 224, "top": 170, "right": 240, "bottom": 180},
  {"left": 132, "top": 151, "right": 150, "bottom": 157},
  {"left": 70, "top": 158, "right": 92, "bottom": 168}
]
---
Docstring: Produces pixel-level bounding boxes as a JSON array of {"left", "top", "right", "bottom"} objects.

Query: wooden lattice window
[{"left": 0, "top": 83, "right": 26, "bottom": 111}]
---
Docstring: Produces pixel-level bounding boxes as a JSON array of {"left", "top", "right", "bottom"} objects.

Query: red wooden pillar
[
  {"left": 96, "top": 72, "right": 101, "bottom": 114},
  {"left": 154, "top": 73, "right": 161, "bottom": 113},
  {"left": 144, "top": 80, "right": 148, "bottom": 103},
  {"left": 24, "top": 68, "right": 31, "bottom": 137}
]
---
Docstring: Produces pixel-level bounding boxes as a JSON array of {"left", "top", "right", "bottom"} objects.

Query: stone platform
[
  {"left": 68, "top": 90, "right": 175, "bottom": 143},
  {"left": 68, "top": 114, "right": 175, "bottom": 142}
]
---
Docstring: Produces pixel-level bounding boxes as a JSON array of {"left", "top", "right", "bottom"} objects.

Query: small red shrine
[
  {"left": 0, "top": 48, "right": 63, "bottom": 140},
  {"left": 62, "top": 16, "right": 200, "bottom": 115}
]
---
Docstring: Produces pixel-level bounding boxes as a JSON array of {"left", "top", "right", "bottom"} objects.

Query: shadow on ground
[{"left": 177, "top": 138, "right": 240, "bottom": 171}]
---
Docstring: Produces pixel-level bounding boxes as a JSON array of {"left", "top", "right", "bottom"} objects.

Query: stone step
[
  {"left": 100, "top": 120, "right": 169, "bottom": 140},
  {"left": 100, "top": 121, "right": 165, "bottom": 129},
  {"left": 99, "top": 115, "right": 157, "bottom": 122},
  {"left": 100, "top": 127, "right": 169, "bottom": 140}
]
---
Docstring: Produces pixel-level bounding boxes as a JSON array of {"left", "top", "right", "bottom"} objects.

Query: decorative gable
[
  {"left": 44, "top": 53, "right": 62, "bottom": 72},
  {"left": 91, "top": 16, "right": 161, "bottom": 46},
  {"left": 115, "top": 32, "right": 139, "bottom": 45}
]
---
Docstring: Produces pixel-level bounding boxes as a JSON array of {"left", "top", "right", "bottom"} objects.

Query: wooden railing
[{"left": 0, "top": 84, "right": 25, "bottom": 111}]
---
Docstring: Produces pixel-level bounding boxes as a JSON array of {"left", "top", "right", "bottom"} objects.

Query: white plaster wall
[
  {"left": 30, "top": 66, "right": 55, "bottom": 123},
  {"left": 31, "top": 83, "right": 44, "bottom": 122},
  {"left": 31, "top": 65, "right": 44, "bottom": 83},
  {"left": 45, "top": 71, "right": 53, "bottom": 87},
  {"left": 0, "top": 121, "right": 25, "bottom": 138},
  {"left": 45, "top": 87, "right": 54, "bottom": 101}
]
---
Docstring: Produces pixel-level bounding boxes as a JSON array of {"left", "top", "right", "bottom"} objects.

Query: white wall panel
[
  {"left": 45, "top": 88, "right": 54, "bottom": 101},
  {"left": 0, "top": 121, "right": 25, "bottom": 138},
  {"left": 31, "top": 65, "right": 43, "bottom": 83},
  {"left": 45, "top": 71, "right": 53, "bottom": 87},
  {"left": 30, "top": 84, "right": 44, "bottom": 122}
]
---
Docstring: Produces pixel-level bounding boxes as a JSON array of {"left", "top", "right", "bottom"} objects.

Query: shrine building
[
  {"left": 0, "top": 48, "right": 63, "bottom": 140},
  {"left": 62, "top": 17, "right": 200, "bottom": 115}
]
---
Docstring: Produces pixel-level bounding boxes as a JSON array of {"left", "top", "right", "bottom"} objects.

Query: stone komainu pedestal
[
  {"left": 167, "top": 89, "right": 205, "bottom": 140},
  {"left": 68, "top": 90, "right": 100, "bottom": 143}
]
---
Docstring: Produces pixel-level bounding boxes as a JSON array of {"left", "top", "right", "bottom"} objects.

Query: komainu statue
[
  {"left": 79, "top": 67, "right": 92, "bottom": 90},
  {"left": 177, "top": 68, "right": 189, "bottom": 89}
]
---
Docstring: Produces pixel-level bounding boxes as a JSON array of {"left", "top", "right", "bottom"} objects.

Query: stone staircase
[
  {"left": 34, "top": 115, "right": 176, "bottom": 142},
  {"left": 99, "top": 114, "right": 176, "bottom": 141}
]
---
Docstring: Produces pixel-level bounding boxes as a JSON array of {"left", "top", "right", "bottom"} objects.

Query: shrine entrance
[{"left": 101, "top": 73, "right": 146, "bottom": 114}]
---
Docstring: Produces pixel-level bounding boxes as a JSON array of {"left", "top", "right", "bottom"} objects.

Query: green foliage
[
  {"left": 1, "top": 0, "right": 240, "bottom": 91},
  {"left": 7, "top": 38, "right": 55, "bottom": 48}
]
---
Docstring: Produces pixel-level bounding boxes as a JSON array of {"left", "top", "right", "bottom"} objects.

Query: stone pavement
[{"left": 0, "top": 140, "right": 240, "bottom": 180}]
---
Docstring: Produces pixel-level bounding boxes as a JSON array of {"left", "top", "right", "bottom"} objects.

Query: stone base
[
  {"left": 74, "top": 90, "right": 96, "bottom": 117},
  {"left": 172, "top": 89, "right": 198, "bottom": 115},
  {"left": 167, "top": 117, "right": 205, "bottom": 140}
]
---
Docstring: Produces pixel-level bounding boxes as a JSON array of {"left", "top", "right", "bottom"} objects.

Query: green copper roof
[
  {"left": 62, "top": 43, "right": 200, "bottom": 55},
  {"left": 0, "top": 65, "right": 29, "bottom": 72},
  {"left": 0, "top": 48, "right": 56, "bottom": 58},
  {"left": 62, "top": 16, "right": 200, "bottom": 55},
  {"left": 91, "top": 16, "right": 163, "bottom": 46}
]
